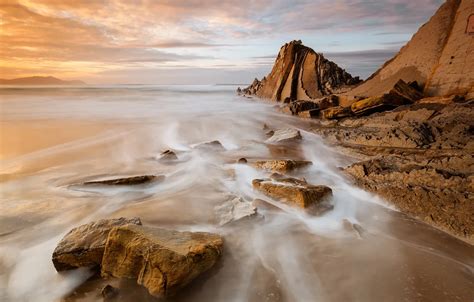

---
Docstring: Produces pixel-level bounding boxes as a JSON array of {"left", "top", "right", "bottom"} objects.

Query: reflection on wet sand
[{"left": 0, "top": 86, "right": 472, "bottom": 302}]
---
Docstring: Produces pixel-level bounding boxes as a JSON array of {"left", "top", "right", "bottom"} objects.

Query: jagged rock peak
[{"left": 241, "top": 40, "right": 361, "bottom": 101}]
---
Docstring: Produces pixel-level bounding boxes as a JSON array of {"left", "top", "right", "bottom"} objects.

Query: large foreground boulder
[
  {"left": 252, "top": 178, "right": 332, "bottom": 212},
  {"left": 101, "top": 225, "right": 223, "bottom": 298},
  {"left": 52, "top": 217, "right": 142, "bottom": 271}
]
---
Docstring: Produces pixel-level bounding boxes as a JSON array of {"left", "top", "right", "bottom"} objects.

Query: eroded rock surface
[
  {"left": 52, "top": 217, "right": 142, "bottom": 271},
  {"left": 252, "top": 159, "right": 312, "bottom": 173},
  {"left": 241, "top": 40, "right": 361, "bottom": 101},
  {"left": 252, "top": 178, "right": 332, "bottom": 213},
  {"left": 101, "top": 225, "right": 223, "bottom": 298}
]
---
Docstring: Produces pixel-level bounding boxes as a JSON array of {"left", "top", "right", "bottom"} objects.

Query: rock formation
[
  {"left": 241, "top": 40, "right": 361, "bottom": 101},
  {"left": 344, "top": 0, "right": 474, "bottom": 101},
  {"left": 252, "top": 177, "right": 333, "bottom": 213},
  {"left": 252, "top": 159, "right": 312, "bottom": 173},
  {"left": 101, "top": 225, "right": 223, "bottom": 298},
  {"left": 52, "top": 217, "right": 142, "bottom": 271},
  {"left": 52, "top": 218, "right": 223, "bottom": 298}
]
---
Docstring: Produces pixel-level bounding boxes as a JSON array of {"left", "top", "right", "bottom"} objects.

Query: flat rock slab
[
  {"left": 265, "top": 129, "right": 302, "bottom": 143},
  {"left": 52, "top": 217, "right": 142, "bottom": 271},
  {"left": 82, "top": 175, "right": 164, "bottom": 186},
  {"left": 252, "top": 159, "right": 312, "bottom": 173},
  {"left": 214, "top": 196, "right": 258, "bottom": 226},
  {"left": 101, "top": 225, "right": 223, "bottom": 298},
  {"left": 252, "top": 178, "right": 332, "bottom": 210}
]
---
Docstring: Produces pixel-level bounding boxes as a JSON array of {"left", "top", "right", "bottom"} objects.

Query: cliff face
[
  {"left": 346, "top": 0, "right": 474, "bottom": 99},
  {"left": 242, "top": 40, "right": 361, "bottom": 101}
]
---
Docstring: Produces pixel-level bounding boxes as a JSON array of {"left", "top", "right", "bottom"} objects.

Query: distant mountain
[{"left": 0, "top": 76, "right": 86, "bottom": 85}]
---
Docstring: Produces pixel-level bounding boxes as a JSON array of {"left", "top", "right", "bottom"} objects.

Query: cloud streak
[{"left": 0, "top": 0, "right": 443, "bottom": 83}]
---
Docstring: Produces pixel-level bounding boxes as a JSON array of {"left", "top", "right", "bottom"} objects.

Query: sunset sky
[{"left": 0, "top": 0, "right": 444, "bottom": 84}]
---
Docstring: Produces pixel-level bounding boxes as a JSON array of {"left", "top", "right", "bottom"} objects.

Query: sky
[{"left": 0, "top": 0, "right": 444, "bottom": 84}]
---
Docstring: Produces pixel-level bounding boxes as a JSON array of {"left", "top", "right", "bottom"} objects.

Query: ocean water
[{"left": 0, "top": 85, "right": 472, "bottom": 301}]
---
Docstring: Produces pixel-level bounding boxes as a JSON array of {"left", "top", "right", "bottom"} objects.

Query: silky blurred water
[{"left": 0, "top": 85, "right": 472, "bottom": 302}]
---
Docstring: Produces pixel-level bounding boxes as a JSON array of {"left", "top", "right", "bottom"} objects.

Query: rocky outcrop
[
  {"left": 52, "top": 217, "right": 142, "bottom": 271},
  {"left": 158, "top": 150, "right": 178, "bottom": 161},
  {"left": 194, "top": 140, "right": 226, "bottom": 151},
  {"left": 101, "top": 225, "right": 223, "bottom": 298},
  {"left": 311, "top": 101, "right": 474, "bottom": 242},
  {"left": 344, "top": 154, "right": 473, "bottom": 242},
  {"left": 343, "top": 0, "right": 474, "bottom": 101},
  {"left": 252, "top": 159, "right": 312, "bottom": 173},
  {"left": 241, "top": 40, "right": 361, "bottom": 101},
  {"left": 252, "top": 178, "right": 333, "bottom": 213}
]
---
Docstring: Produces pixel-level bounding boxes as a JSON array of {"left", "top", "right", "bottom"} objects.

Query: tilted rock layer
[
  {"left": 345, "top": 0, "right": 474, "bottom": 100},
  {"left": 243, "top": 40, "right": 361, "bottom": 101}
]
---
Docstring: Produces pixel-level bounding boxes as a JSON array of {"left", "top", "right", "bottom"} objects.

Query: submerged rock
[
  {"left": 82, "top": 175, "right": 163, "bottom": 186},
  {"left": 194, "top": 140, "right": 225, "bottom": 151},
  {"left": 252, "top": 178, "right": 332, "bottom": 211},
  {"left": 252, "top": 159, "right": 312, "bottom": 173},
  {"left": 214, "top": 196, "right": 258, "bottom": 226},
  {"left": 102, "top": 284, "right": 119, "bottom": 300},
  {"left": 265, "top": 128, "right": 302, "bottom": 143},
  {"left": 52, "top": 217, "right": 142, "bottom": 271},
  {"left": 101, "top": 225, "right": 223, "bottom": 298},
  {"left": 158, "top": 150, "right": 178, "bottom": 161}
]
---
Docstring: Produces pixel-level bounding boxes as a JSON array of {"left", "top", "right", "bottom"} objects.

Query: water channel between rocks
[{"left": 0, "top": 85, "right": 472, "bottom": 302}]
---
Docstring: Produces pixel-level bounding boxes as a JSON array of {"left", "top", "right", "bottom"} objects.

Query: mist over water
[{"left": 0, "top": 85, "right": 473, "bottom": 301}]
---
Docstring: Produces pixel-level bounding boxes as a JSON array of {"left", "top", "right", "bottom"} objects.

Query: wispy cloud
[{"left": 0, "top": 0, "right": 443, "bottom": 83}]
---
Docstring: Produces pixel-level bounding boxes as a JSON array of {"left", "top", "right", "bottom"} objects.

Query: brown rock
[
  {"left": 159, "top": 150, "right": 178, "bottom": 161},
  {"left": 321, "top": 106, "right": 353, "bottom": 119},
  {"left": 252, "top": 159, "right": 312, "bottom": 173},
  {"left": 237, "top": 158, "right": 248, "bottom": 164},
  {"left": 101, "top": 225, "right": 223, "bottom": 298},
  {"left": 102, "top": 285, "right": 119, "bottom": 300},
  {"left": 252, "top": 178, "right": 332, "bottom": 210},
  {"left": 350, "top": 94, "right": 408, "bottom": 116},
  {"left": 52, "top": 217, "right": 142, "bottom": 271},
  {"left": 83, "top": 175, "right": 163, "bottom": 186},
  {"left": 298, "top": 109, "right": 320, "bottom": 118},
  {"left": 242, "top": 40, "right": 361, "bottom": 100},
  {"left": 288, "top": 100, "right": 319, "bottom": 115}
]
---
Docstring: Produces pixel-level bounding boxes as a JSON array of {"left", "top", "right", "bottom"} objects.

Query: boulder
[
  {"left": 252, "top": 178, "right": 332, "bottom": 211},
  {"left": 298, "top": 109, "right": 320, "bottom": 118},
  {"left": 318, "top": 95, "right": 339, "bottom": 110},
  {"left": 83, "top": 175, "right": 163, "bottom": 186},
  {"left": 101, "top": 225, "right": 223, "bottom": 298},
  {"left": 237, "top": 157, "right": 248, "bottom": 164},
  {"left": 288, "top": 100, "right": 319, "bottom": 115},
  {"left": 389, "top": 79, "right": 424, "bottom": 102},
  {"left": 265, "top": 128, "right": 302, "bottom": 143},
  {"left": 252, "top": 159, "right": 312, "bottom": 173},
  {"left": 158, "top": 150, "right": 178, "bottom": 161},
  {"left": 52, "top": 217, "right": 142, "bottom": 271},
  {"left": 102, "top": 285, "right": 119, "bottom": 300},
  {"left": 194, "top": 140, "right": 225, "bottom": 151},
  {"left": 214, "top": 196, "right": 259, "bottom": 226},
  {"left": 321, "top": 106, "right": 353, "bottom": 119},
  {"left": 350, "top": 92, "right": 411, "bottom": 116}
]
